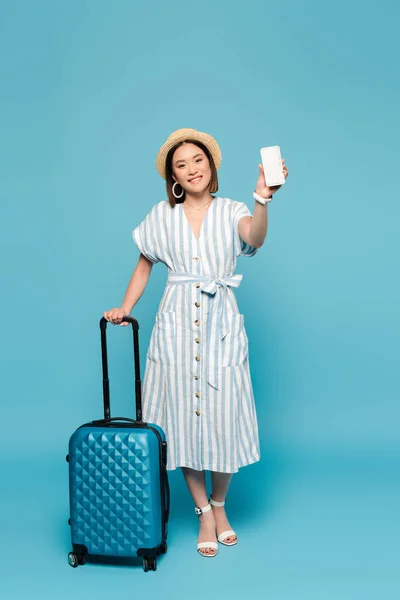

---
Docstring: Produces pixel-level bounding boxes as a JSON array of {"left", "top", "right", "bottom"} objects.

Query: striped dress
[{"left": 132, "top": 196, "right": 260, "bottom": 473}]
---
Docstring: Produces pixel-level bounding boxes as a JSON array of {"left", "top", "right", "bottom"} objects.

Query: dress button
[
  {"left": 194, "top": 375, "right": 199, "bottom": 380},
  {"left": 195, "top": 355, "right": 200, "bottom": 362},
  {"left": 195, "top": 337, "right": 200, "bottom": 343},
  {"left": 194, "top": 320, "right": 200, "bottom": 326},
  {"left": 195, "top": 302, "right": 200, "bottom": 307},
  {"left": 195, "top": 409, "right": 201, "bottom": 416},
  {"left": 195, "top": 283, "right": 201, "bottom": 288},
  {"left": 195, "top": 392, "right": 200, "bottom": 398},
  {"left": 193, "top": 256, "right": 200, "bottom": 262}
]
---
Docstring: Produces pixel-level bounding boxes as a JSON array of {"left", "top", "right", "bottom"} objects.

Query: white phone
[{"left": 260, "top": 145, "right": 285, "bottom": 187}]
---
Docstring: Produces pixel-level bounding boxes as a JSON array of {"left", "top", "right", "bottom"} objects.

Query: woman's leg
[
  {"left": 181, "top": 467, "right": 217, "bottom": 556},
  {"left": 210, "top": 471, "right": 237, "bottom": 544}
]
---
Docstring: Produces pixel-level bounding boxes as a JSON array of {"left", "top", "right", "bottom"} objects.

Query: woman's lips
[{"left": 188, "top": 176, "right": 202, "bottom": 184}]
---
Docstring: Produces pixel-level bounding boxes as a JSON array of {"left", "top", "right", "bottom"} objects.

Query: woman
[{"left": 104, "top": 128, "right": 288, "bottom": 558}]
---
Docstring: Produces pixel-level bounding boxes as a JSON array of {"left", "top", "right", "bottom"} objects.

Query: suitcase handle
[
  {"left": 99, "top": 316, "right": 143, "bottom": 421},
  {"left": 91, "top": 417, "right": 139, "bottom": 426},
  {"left": 163, "top": 467, "right": 170, "bottom": 522}
]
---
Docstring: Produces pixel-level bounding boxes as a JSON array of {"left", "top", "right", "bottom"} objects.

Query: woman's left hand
[{"left": 255, "top": 159, "right": 288, "bottom": 199}]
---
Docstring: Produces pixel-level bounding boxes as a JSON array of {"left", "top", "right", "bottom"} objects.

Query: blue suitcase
[{"left": 66, "top": 316, "right": 170, "bottom": 572}]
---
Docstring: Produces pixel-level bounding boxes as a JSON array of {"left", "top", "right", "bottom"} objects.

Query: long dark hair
[{"left": 165, "top": 140, "right": 219, "bottom": 207}]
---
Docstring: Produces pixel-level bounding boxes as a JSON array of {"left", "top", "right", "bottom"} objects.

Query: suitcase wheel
[
  {"left": 68, "top": 552, "right": 78, "bottom": 568},
  {"left": 143, "top": 557, "right": 156, "bottom": 572},
  {"left": 68, "top": 551, "right": 87, "bottom": 568}
]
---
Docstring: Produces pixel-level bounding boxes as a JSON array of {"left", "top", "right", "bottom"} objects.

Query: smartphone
[{"left": 260, "top": 145, "right": 285, "bottom": 187}]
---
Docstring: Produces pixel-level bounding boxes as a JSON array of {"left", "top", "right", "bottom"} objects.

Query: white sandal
[
  {"left": 209, "top": 495, "right": 238, "bottom": 546},
  {"left": 195, "top": 503, "right": 218, "bottom": 557}
]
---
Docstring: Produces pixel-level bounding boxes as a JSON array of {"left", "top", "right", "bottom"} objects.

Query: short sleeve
[
  {"left": 132, "top": 205, "right": 160, "bottom": 264},
  {"left": 233, "top": 201, "right": 259, "bottom": 258}
]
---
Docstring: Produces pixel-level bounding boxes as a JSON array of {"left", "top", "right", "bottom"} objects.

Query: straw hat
[{"left": 156, "top": 128, "right": 222, "bottom": 179}]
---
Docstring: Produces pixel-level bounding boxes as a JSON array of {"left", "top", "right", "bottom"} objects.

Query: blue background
[{"left": 1, "top": 0, "right": 398, "bottom": 597}]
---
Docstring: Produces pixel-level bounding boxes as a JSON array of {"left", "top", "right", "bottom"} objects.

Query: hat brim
[{"left": 156, "top": 128, "right": 222, "bottom": 179}]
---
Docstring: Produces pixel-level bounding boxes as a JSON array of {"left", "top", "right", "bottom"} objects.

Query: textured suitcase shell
[{"left": 69, "top": 424, "right": 166, "bottom": 558}]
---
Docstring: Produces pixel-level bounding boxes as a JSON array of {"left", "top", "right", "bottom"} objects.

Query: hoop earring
[{"left": 172, "top": 181, "right": 184, "bottom": 199}]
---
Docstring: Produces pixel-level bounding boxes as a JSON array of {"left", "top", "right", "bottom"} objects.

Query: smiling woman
[
  {"left": 104, "top": 126, "right": 288, "bottom": 559},
  {"left": 165, "top": 138, "right": 219, "bottom": 207}
]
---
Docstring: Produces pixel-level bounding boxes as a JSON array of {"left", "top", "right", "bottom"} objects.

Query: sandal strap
[
  {"left": 217, "top": 529, "right": 236, "bottom": 542},
  {"left": 197, "top": 541, "right": 218, "bottom": 550},
  {"left": 209, "top": 495, "right": 225, "bottom": 507},
  {"left": 194, "top": 503, "right": 212, "bottom": 515}
]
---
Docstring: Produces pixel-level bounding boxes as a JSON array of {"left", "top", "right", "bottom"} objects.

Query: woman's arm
[
  {"left": 120, "top": 253, "right": 154, "bottom": 314},
  {"left": 239, "top": 159, "right": 288, "bottom": 248},
  {"left": 238, "top": 203, "right": 268, "bottom": 249}
]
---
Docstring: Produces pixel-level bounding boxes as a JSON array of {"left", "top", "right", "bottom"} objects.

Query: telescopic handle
[{"left": 99, "top": 316, "right": 143, "bottom": 422}]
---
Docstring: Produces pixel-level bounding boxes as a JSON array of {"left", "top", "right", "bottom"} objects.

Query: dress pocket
[
  {"left": 221, "top": 313, "right": 249, "bottom": 367},
  {"left": 147, "top": 311, "right": 176, "bottom": 366}
]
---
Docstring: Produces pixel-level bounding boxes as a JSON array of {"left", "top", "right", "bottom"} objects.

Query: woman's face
[{"left": 172, "top": 143, "right": 212, "bottom": 194}]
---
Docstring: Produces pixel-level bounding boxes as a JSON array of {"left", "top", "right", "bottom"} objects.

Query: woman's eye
[
  {"left": 178, "top": 164, "right": 185, "bottom": 169},
  {"left": 196, "top": 158, "right": 202, "bottom": 163}
]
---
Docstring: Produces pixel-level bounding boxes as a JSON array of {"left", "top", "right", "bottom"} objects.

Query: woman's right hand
[{"left": 103, "top": 307, "right": 130, "bottom": 326}]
